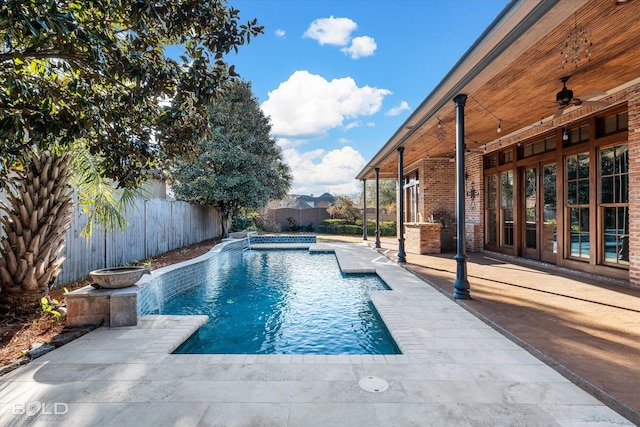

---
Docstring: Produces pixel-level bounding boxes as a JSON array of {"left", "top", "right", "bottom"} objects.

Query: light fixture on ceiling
[
  {"left": 497, "top": 119, "right": 502, "bottom": 133},
  {"left": 436, "top": 119, "right": 447, "bottom": 142},
  {"left": 615, "top": 0, "right": 631, "bottom": 5},
  {"left": 563, "top": 125, "right": 569, "bottom": 141},
  {"left": 560, "top": 13, "right": 593, "bottom": 69}
]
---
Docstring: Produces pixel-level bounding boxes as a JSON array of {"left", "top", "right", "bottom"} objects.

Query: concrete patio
[{"left": 0, "top": 242, "right": 634, "bottom": 426}]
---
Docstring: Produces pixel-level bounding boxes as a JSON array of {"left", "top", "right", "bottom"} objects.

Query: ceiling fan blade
[
  {"left": 553, "top": 108, "right": 565, "bottom": 119},
  {"left": 580, "top": 100, "right": 609, "bottom": 108},
  {"left": 579, "top": 91, "right": 607, "bottom": 100}
]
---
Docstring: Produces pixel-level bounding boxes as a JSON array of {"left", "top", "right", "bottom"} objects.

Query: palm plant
[{"left": 0, "top": 146, "right": 138, "bottom": 313}]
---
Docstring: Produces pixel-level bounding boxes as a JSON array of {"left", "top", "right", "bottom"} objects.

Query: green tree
[
  {"left": 0, "top": 0, "right": 262, "bottom": 310},
  {"left": 169, "top": 79, "right": 292, "bottom": 237},
  {"left": 360, "top": 179, "right": 397, "bottom": 208},
  {"left": 327, "top": 195, "right": 360, "bottom": 222}
]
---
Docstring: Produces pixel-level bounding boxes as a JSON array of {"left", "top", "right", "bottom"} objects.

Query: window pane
[
  {"left": 584, "top": 240, "right": 590, "bottom": 258},
  {"left": 570, "top": 232, "right": 581, "bottom": 257},
  {"left": 533, "top": 141, "right": 544, "bottom": 154},
  {"left": 580, "top": 125, "right": 589, "bottom": 141},
  {"left": 580, "top": 207, "right": 589, "bottom": 232},
  {"left": 578, "top": 180, "right": 590, "bottom": 204},
  {"left": 616, "top": 174, "right": 628, "bottom": 203},
  {"left": 603, "top": 115, "right": 617, "bottom": 134},
  {"left": 487, "top": 210, "right": 497, "bottom": 244},
  {"left": 604, "top": 207, "right": 616, "bottom": 230},
  {"left": 601, "top": 147, "right": 614, "bottom": 175},
  {"left": 619, "top": 112, "right": 628, "bottom": 131},
  {"left": 503, "top": 209, "right": 514, "bottom": 246},
  {"left": 567, "top": 181, "right": 577, "bottom": 205},
  {"left": 618, "top": 207, "right": 629, "bottom": 234},
  {"left": 501, "top": 171, "right": 513, "bottom": 207},
  {"left": 570, "top": 208, "right": 579, "bottom": 230},
  {"left": 578, "top": 154, "right": 589, "bottom": 179},
  {"left": 486, "top": 174, "right": 497, "bottom": 207},
  {"left": 542, "top": 220, "right": 557, "bottom": 253},
  {"left": 570, "top": 129, "right": 580, "bottom": 144},
  {"left": 601, "top": 176, "right": 613, "bottom": 203},
  {"left": 604, "top": 238, "right": 618, "bottom": 263},
  {"left": 615, "top": 146, "right": 628, "bottom": 174},
  {"left": 567, "top": 157, "right": 577, "bottom": 180},
  {"left": 547, "top": 137, "right": 556, "bottom": 151}
]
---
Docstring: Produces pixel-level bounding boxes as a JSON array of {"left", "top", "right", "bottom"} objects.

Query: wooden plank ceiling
[{"left": 366, "top": 0, "right": 640, "bottom": 179}]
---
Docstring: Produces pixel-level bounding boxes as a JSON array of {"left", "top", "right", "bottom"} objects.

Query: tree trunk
[
  {"left": 0, "top": 151, "right": 72, "bottom": 314},
  {"left": 220, "top": 212, "right": 229, "bottom": 238}
]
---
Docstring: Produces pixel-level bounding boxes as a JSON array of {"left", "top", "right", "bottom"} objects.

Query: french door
[{"left": 520, "top": 162, "right": 557, "bottom": 262}]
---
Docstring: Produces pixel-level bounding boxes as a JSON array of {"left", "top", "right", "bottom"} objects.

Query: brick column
[{"left": 628, "top": 86, "right": 640, "bottom": 287}]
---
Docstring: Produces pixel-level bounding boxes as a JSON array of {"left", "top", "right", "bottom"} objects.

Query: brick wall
[
  {"left": 628, "top": 86, "right": 640, "bottom": 286},
  {"left": 465, "top": 152, "right": 484, "bottom": 251},
  {"left": 420, "top": 159, "right": 456, "bottom": 224},
  {"left": 405, "top": 223, "right": 441, "bottom": 254}
]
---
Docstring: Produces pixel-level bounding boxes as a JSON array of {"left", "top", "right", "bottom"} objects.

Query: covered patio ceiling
[{"left": 357, "top": 0, "right": 640, "bottom": 180}]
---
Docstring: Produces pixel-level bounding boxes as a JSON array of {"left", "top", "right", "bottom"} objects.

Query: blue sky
[{"left": 218, "top": 0, "right": 508, "bottom": 196}]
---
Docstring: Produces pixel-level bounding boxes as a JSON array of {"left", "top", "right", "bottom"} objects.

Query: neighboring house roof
[
  {"left": 279, "top": 199, "right": 312, "bottom": 209},
  {"left": 269, "top": 193, "right": 336, "bottom": 210}
]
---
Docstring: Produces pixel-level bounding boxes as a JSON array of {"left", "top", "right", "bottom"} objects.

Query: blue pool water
[{"left": 159, "top": 249, "right": 400, "bottom": 354}]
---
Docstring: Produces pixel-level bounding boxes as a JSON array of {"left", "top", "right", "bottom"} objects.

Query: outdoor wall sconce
[{"left": 467, "top": 182, "right": 478, "bottom": 200}]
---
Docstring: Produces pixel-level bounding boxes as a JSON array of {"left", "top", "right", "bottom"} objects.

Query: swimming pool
[{"left": 155, "top": 249, "right": 400, "bottom": 355}]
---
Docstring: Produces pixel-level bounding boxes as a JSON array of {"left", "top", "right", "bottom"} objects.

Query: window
[
  {"left": 566, "top": 153, "right": 590, "bottom": 259},
  {"left": 484, "top": 155, "right": 498, "bottom": 169},
  {"left": 596, "top": 112, "right": 628, "bottom": 138},
  {"left": 562, "top": 124, "right": 589, "bottom": 147},
  {"left": 500, "top": 150, "right": 513, "bottom": 165},
  {"left": 520, "top": 136, "right": 556, "bottom": 159},
  {"left": 404, "top": 171, "right": 420, "bottom": 223},
  {"left": 600, "top": 144, "right": 629, "bottom": 266}
]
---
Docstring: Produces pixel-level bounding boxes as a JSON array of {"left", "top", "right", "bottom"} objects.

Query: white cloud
[
  {"left": 344, "top": 121, "right": 360, "bottom": 131},
  {"left": 385, "top": 101, "right": 410, "bottom": 116},
  {"left": 303, "top": 16, "right": 357, "bottom": 46},
  {"left": 275, "top": 29, "right": 286, "bottom": 38},
  {"left": 261, "top": 70, "right": 391, "bottom": 139},
  {"left": 283, "top": 146, "right": 366, "bottom": 195},
  {"left": 341, "top": 36, "right": 377, "bottom": 59}
]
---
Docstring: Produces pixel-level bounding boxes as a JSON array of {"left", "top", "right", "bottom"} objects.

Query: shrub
[
  {"left": 231, "top": 215, "right": 254, "bottom": 232},
  {"left": 286, "top": 217, "right": 301, "bottom": 232},
  {"left": 319, "top": 219, "right": 396, "bottom": 236}
]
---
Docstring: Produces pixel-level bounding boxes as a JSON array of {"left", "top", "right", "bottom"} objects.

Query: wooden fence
[
  {"left": 266, "top": 207, "right": 331, "bottom": 232},
  {"left": 56, "top": 198, "right": 221, "bottom": 285}
]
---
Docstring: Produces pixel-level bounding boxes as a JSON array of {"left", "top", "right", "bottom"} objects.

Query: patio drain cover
[{"left": 359, "top": 376, "right": 389, "bottom": 393}]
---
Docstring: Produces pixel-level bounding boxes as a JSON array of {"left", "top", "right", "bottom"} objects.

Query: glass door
[
  {"left": 541, "top": 163, "right": 557, "bottom": 263},
  {"left": 522, "top": 166, "right": 538, "bottom": 259},
  {"left": 521, "top": 162, "right": 557, "bottom": 262}
]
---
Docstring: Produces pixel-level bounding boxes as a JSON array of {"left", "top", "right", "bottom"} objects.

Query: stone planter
[{"left": 89, "top": 266, "right": 150, "bottom": 289}]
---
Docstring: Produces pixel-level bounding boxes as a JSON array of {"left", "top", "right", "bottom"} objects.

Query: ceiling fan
[{"left": 553, "top": 76, "right": 608, "bottom": 118}]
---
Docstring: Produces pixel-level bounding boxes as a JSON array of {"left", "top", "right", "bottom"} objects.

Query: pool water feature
[{"left": 157, "top": 249, "right": 400, "bottom": 354}]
